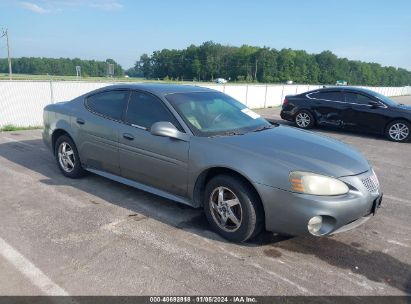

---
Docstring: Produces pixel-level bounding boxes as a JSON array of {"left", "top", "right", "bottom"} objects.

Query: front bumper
[{"left": 254, "top": 170, "right": 382, "bottom": 236}]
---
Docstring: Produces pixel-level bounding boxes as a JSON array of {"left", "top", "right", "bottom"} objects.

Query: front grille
[{"left": 362, "top": 171, "right": 380, "bottom": 194}]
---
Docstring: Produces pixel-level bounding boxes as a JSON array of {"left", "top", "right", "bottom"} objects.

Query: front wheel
[
  {"left": 294, "top": 110, "right": 315, "bottom": 129},
  {"left": 385, "top": 120, "right": 410, "bottom": 142},
  {"left": 203, "top": 175, "right": 264, "bottom": 242}
]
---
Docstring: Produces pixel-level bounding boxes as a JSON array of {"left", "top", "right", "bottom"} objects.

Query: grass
[
  {"left": 0, "top": 73, "right": 202, "bottom": 83},
  {"left": 0, "top": 73, "right": 146, "bottom": 82},
  {"left": 0, "top": 73, "right": 221, "bottom": 85},
  {"left": 0, "top": 124, "right": 43, "bottom": 132}
]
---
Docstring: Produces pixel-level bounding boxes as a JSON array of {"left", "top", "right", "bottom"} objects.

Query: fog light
[{"left": 308, "top": 216, "right": 323, "bottom": 235}]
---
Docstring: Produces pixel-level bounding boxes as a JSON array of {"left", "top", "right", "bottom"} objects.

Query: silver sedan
[{"left": 43, "top": 84, "right": 382, "bottom": 242}]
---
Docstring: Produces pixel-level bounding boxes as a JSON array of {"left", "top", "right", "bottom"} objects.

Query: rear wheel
[
  {"left": 204, "top": 175, "right": 264, "bottom": 242},
  {"left": 385, "top": 120, "right": 410, "bottom": 142},
  {"left": 295, "top": 110, "right": 315, "bottom": 129},
  {"left": 54, "top": 135, "right": 86, "bottom": 178}
]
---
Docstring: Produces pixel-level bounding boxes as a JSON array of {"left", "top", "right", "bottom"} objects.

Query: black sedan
[{"left": 280, "top": 87, "right": 411, "bottom": 142}]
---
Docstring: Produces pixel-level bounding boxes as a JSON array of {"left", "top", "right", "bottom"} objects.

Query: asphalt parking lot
[{"left": 0, "top": 96, "right": 410, "bottom": 296}]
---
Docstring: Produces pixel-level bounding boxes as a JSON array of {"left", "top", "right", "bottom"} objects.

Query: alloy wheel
[
  {"left": 296, "top": 112, "right": 311, "bottom": 128},
  {"left": 389, "top": 123, "right": 409, "bottom": 141},
  {"left": 209, "top": 186, "right": 243, "bottom": 232},
  {"left": 58, "top": 142, "right": 76, "bottom": 173}
]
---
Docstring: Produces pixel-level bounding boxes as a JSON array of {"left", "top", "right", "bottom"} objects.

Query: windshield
[{"left": 166, "top": 92, "right": 272, "bottom": 136}]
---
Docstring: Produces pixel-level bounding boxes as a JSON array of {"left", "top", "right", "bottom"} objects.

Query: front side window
[
  {"left": 166, "top": 92, "right": 271, "bottom": 136},
  {"left": 86, "top": 90, "right": 129, "bottom": 120},
  {"left": 345, "top": 92, "right": 375, "bottom": 105},
  {"left": 309, "top": 91, "right": 343, "bottom": 102},
  {"left": 363, "top": 89, "right": 397, "bottom": 106},
  {"left": 125, "top": 91, "right": 181, "bottom": 130}
]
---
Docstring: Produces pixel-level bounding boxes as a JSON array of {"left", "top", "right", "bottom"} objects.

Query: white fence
[{"left": 0, "top": 80, "right": 410, "bottom": 128}]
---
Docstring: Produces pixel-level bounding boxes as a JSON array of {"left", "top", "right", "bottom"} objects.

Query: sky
[{"left": 0, "top": 0, "right": 410, "bottom": 70}]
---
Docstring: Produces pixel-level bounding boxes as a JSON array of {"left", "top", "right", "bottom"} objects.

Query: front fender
[{"left": 187, "top": 137, "right": 291, "bottom": 208}]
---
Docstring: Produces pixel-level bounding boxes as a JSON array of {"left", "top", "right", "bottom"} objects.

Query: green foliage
[
  {"left": 132, "top": 42, "right": 411, "bottom": 86},
  {"left": 2, "top": 43, "right": 411, "bottom": 86},
  {"left": 0, "top": 57, "right": 124, "bottom": 77}
]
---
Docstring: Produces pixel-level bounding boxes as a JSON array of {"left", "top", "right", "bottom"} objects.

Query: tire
[
  {"left": 294, "top": 110, "right": 315, "bottom": 129},
  {"left": 54, "top": 135, "right": 86, "bottom": 178},
  {"left": 203, "top": 175, "right": 264, "bottom": 242},
  {"left": 385, "top": 120, "right": 410, "bottom": 142}
]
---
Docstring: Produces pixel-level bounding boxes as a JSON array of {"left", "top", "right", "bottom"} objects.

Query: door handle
[
  {"left": 76, "top": 118, "right": 85, "bottom": 125},
  {"left": 123, "top": 133, "right": 134, "bottom": 140}
]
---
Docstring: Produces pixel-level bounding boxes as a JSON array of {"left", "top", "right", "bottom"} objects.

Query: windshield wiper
[
  {"left": 252, "top": 125, "right": 275, "bottom": 132},
  {"left": 222, "top": 131, "right": 245, "bottom": 136},
  {"left": 211, "top": 131, "right": 245, "bottom": 137},
  {"left": 211, "top": 125, "right": 275, "bottom": 137}
]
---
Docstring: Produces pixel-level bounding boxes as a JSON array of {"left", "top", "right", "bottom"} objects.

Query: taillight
[{"left": 283, "top": 98, "right": 289, "bottom": 106}]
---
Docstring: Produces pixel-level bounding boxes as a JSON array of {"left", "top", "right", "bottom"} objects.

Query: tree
[
  {"left": 4, "top": 43, "right": 410, "bottom": 85},
  {"left": 277, "top": 49, "right": 295, "bottom": 82},
  {"left": 1, "top": 57, "right": 124, "bottom": 77},
  {"left": 134, "top": 42, "right": 411, "bottom": 85},
  {"left": 191, "top": 59, "right": 201, "bottom": 81},
  {"left": 315, "top": 51, "right": 338, "bottom": 84}
]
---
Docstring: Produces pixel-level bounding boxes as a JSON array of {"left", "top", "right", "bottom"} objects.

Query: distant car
[
  {"left": 215, "top": 78, "right": 227, "bottom": 84},
  {"left": 335, "top": 80, "right": 348, "bottom": 86},
  {"left": 43, "top": 84, "right": 382, "bottom": 242},
  {"left": 281, "top": 87, "right": 411, "bottom": 142}
]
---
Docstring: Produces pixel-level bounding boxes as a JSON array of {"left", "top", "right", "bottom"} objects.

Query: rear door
[
  {"left": 118, "top": 91, "right": 189, "bottom": 197},
  {"left": 306, "top": 90, "right": 345, "bottom": 126},
  {"left": 76, "top": 90, "right": 130, "bottom": 175}
]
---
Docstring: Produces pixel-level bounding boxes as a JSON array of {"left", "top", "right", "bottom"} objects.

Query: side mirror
[
  {"left": 150, "top": 121, "right": 189, "bottom": 141},
  {"left": 368, "top": 100, "right": 381, "bottom": 108}
]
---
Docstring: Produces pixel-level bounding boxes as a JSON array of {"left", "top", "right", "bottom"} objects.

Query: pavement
[{"left": 0, "top": 96, "right": 410, "bottom": 296}]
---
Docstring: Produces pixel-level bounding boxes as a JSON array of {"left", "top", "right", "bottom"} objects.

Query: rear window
[
  {"left": 309, "top": 91, "right": 343, "bottom": 102},
  {"left": 86, "top": 90, "right": 129, "bottom": 120}
]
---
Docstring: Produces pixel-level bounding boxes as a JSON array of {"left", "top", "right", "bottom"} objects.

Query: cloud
[
  {"left": 89, "top": 2, "right": 123, "bottom": 11},
  {"left": 18, "top": 0, "right": 123, "bottom": 13},
  {"left": 19, "top": 1, "right": 50, "bottom": 14}
]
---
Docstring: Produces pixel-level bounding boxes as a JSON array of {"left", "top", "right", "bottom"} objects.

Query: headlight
[{"left": 289, "top": 171, "right": 349, "bottom": 196}]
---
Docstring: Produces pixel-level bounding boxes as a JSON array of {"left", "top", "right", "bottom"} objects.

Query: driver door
[
  {"left": 343, "top": 92, "right": 387, "bottom": 133},
  {"left": 118, "top": 91, "right": 190, "bottom": 197}
]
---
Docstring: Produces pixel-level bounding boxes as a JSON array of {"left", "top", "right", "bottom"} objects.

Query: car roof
[
  {"left": 93, "top": 83, "right": 216, "bottom": 96},
  {"left": 302, "top": 86, "right": 378, "bottom": 96}
]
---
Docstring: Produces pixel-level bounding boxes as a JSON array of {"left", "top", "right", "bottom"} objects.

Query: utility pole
[
  {"left": 254, "top": 58, "right": 258, "bottom": 81},
  {"left": 1, "top": 28, "right": 12, "bottom": 80}
]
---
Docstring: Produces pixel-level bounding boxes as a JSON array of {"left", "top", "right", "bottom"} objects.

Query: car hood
[
  {"left": 393, "top": 104, "right": 411, "bottom": 113},
  {"left": 211, "top": 125, "right": 370, "bottom": 178}
]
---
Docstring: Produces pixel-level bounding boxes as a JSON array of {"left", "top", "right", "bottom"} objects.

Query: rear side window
[
  {"left": 345, "top": 92, "right": 374, "bottom": 105},
  {"left": 125, "top": 91, "right": 182, "bottom": 130},
  {"left": 309, "top": 91, "right": 343, "bottom": 102},
  {"left": 86, "top": 90, "right": 129, "bottom": 120}
]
